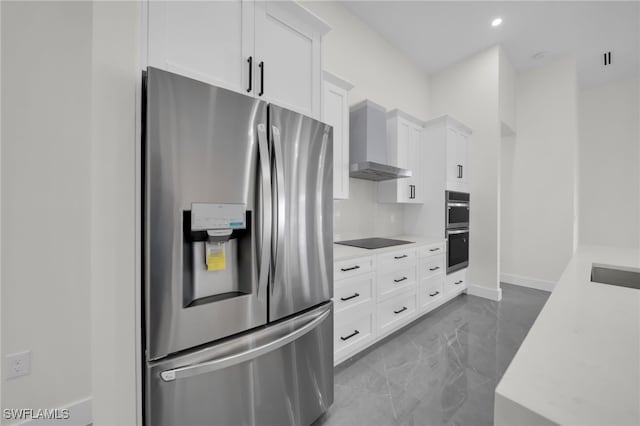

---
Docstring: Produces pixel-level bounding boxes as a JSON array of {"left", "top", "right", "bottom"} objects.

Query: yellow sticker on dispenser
[{"left": 207, "top": 251, "right": 226, "bottom": 271}]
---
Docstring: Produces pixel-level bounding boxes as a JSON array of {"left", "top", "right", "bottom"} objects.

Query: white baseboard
[
  {"left": 501, "top": 273, "right": 555, "bottom": 292},
  {"left": 22, "top": 397, "right": 91, "bottom": 426},
  {"left": 466, "top": 283, "right": 502, "bottom": 301}
]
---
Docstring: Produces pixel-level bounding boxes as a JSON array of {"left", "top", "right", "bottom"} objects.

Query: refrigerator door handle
[
  {"left": 159, "top": 305, "right": 331, "bottom": 382},
  {"left": 271, "top": 125, "right": 285, "bottom": 294},
  {"left": 257, "top": 123, "right": 272, "bottom": 298}
]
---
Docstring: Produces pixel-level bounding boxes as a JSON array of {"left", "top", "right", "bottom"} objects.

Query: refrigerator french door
[{"left": 143, "top": 67, "right": 333, "bottom": 426}]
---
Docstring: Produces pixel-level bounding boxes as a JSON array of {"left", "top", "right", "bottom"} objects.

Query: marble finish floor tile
[{"left": 314, "top": 284, "right": 550, "bottom": 426}]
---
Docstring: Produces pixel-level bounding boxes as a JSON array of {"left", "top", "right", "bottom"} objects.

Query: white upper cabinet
[
  {"left": 148, "top": 0, "right": 253, "bottom": 94},
  {"left": 322, "top": 71, "right": 354, "bottom": 200},
  {"left": 255, "top": 1, "right": 329, "bottom": 118},
  {"left": 148, "top": 0, "right": 330, "bottom": 118},
  {"left": 425, "top": 116, "right": 471, "bottom": 194},
  {"left": 445, "top": 126, "right": 470, "bottom": 193},
  {"left": 378, "top": 111, "right": 424, "bottom": 204}
]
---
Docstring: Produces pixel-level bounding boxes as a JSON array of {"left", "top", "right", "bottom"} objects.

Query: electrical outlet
[{"left": 6, "top": 351, "right": 31, "bottom": 379}]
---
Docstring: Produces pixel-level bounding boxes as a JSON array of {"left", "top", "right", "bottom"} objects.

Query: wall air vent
[{"left": 604, "top": 51, "right": 612, "bottom": 66}]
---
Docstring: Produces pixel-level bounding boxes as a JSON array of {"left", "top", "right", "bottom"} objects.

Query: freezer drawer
[{"left": 145, "top": 303, "right": 333, "bottom": 426}]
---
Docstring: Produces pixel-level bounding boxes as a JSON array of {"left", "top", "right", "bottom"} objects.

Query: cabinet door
[
  {"left": 148, "top": 0, "right": 254, "bottom": 95},
  {"left": 446, "top": 127, "right": 459, "bottom": 186},
  {"left": 457, "top": 131, "right": 468, "bottom": 187},
  {"left": 408, "top": 125, "right": 423, "bottom": 203},
  {"left": 396, "top": 120, "right": 412, "bottom": 202},
  {"left": 322, "top": 79, "right": 349, "bottom": 199},
  {"left": 254, "top": 1, "right": 322, "bottom": 117}
]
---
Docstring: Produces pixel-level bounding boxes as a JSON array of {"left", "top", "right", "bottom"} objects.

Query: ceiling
[{"left": 342, "top": 1, "right": 639, "bottom": 87}]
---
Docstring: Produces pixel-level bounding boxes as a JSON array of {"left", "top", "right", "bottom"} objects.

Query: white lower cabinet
[
  {"left": 377, "top": 290, "right": 417, "bottom": 335},
  {"left": 418, "top": 274, "right": 444, "bottom": 311},
  {"left": 445, "top": 268, "right": 468, "bottom": 294},
  {"left": 334, "top": 272, "right": 375, "bottom": 314},
  {"left": 333, "top": 241, "right": 461, "bottom": 365},
  {"left": 334, "top": 308, "right": 375, "bottom": 362}
]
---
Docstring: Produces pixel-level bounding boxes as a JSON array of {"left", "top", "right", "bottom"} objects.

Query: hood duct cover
[{"left": 349, "top": 100, "right": 411, "bottom": 181}]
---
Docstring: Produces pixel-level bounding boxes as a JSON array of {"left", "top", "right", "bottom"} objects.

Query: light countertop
[
  {"left": 333, "top": 235, "right": 445, "bottom": 262},
  {"left": 495, "top": 245, "right": 640, "bottom": 426}
]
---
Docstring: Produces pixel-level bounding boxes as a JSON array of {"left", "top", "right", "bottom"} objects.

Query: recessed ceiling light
[{"left": 491, "top": 17, "right": 503, "bottom": 27}]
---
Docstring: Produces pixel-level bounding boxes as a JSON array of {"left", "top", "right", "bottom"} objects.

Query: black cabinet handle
[
  {"left": 394, "top": 255, "right": 408, "bottom": 259},
  {"left": 258, "top": 61, "right": 264, "bottom": 96},
  {"left": 340, "top": 330, "right": 359, "bottom": 341},
  {"left": 429, "top": 266, "right": 440, "bottom": 271},
  {"left": 340, "top": 293, "right": 360, "bottom": 301},
  {"left": 460, "top": 165, "right": 463, "bottom": 179},
  {"left": 340, "top": 265, "right": 360, "bottom": 272},
  {"left": 429, "top": 291, "right": 440, "bottom": 297},
  {"left": 393, "top": 306, "right": 408, "bottom": 314},
  {"left": 455, "top": 280, "right": 463, "bottom": 285},
  {"left": 246, "top": 56, "right": 252, "bottom": 93},
  {"left": 393, "top": 277, "right": 407, "bottom": 283},
  {"left": 429, "top": 248, "right": 440, "bottom": 252},
  {"left": 457, "top": 165, "right": 462, "bottom": 178}
]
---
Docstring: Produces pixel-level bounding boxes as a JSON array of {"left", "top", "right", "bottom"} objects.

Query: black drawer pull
[
  {"left": 429, "top": 248, "right": 440, "bottom": 252},
  {"left": 393, "top": 306, "right": 408, "bottom": 314},
  {"left": 340, "top": 330, "right": 359, "bottom": 341},
  {"left": 340, "top": 293, "right": 360, "bottom": 301},
  {"left": 429, "top": 291, "right": 440, "bottom": 297},
  {"left": 340, "top": 265, "right": 360, "bottom": 272},
  {"left": 429, "top": 266, "right": 440, "bottom": 271},
  {"left": 454, "top": 280, "right": 463, "bottom": 285},
  {"left": 393, "top": 277, "right": 408, "bottom": 283},
  {"left": 394, "top": 254, "right": 408, "bottom": 259}
]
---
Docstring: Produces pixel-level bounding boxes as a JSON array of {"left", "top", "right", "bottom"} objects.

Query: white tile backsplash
[{"left": 333, "top": 178, "right": 405, "bottom": 241}]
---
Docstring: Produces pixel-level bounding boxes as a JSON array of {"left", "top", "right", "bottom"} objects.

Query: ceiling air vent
[{"left": 604, "top": 51, "right": 612, "bottom": 66}]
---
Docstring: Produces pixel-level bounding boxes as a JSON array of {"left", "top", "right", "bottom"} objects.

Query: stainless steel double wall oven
[
  {"left": 446, "top": 191, "right": 470, "bottom": 273},
  {"left": 143, "top": 68, "right": 334, "bottom": 426}
]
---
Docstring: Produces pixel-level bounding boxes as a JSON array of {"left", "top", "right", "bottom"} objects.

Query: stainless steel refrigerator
[{"left": 143, "top": 67, "right": 333, "bottom": 426}]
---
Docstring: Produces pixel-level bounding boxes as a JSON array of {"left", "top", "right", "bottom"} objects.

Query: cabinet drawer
[
  {"left": 418, "top": 274, "right": 444, "bottom": 310},
  {"left": 445, "top": 268, "right": 467, "bottom": 294},
  {"left": 377, "top": 248, "right": 417, "bottom": 270},
  {"left": 418, "top": 254, "right": 445, "bottom": 279},
  {"left": 377, "top": 291, "right": 417, "bottom": 334},
  {"left": 418, "top": 242, "right": 445, "bottom": 258},
  {"left": 334, "top": 272, "right": 375, "bottom": 314},
  {"left": 377, "top": 266, "right": 417, "bottom": 300},
  {"left": 334, "top": 256, "right": 374, "bottom": 281},
  {"left": 334, "top": 309, "right": 374, "bottom": 357}
]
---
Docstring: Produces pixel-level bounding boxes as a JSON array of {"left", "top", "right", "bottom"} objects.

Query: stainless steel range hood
[{"left": 349, "top": 100, "right": 412, "bottom": 181}]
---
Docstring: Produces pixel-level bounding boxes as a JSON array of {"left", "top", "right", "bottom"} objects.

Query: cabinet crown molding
[
  {"left": 424, "top": 115, "right": 472, "bottom": 135},
  {"left": 387, "top": 109, "right": 425, "bottom": 127},
  {"left": 323, "top": 70, "right": 354, "bottom": 91},
  {"left": 286, "top": 1, "right": 332, "bottom": 35}
]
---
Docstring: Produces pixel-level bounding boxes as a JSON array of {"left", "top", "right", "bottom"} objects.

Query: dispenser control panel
[{"left": 191, "top": 203, "right": 246, "bottom": 231}]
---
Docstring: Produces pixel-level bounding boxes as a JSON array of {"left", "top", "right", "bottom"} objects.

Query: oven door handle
[
  {"left": 446, "top": 229, "right": 469, "bottom": 235},
  {"left": 447, "top": 203, "right": 469, "bottom": 208}
]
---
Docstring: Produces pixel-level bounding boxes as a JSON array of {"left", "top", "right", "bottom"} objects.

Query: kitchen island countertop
[{"left": 495, "top": 245, "right": 640, "bottom": 426}]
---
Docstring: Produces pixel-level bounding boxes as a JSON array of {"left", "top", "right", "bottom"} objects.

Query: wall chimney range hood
[{"left": 349, "top": 100, "right": 412, "bottom": 181}]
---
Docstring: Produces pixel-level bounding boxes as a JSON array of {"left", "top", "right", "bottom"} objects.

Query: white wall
[
  {"left": 501, "top": 57, "right": 579, "bottom": 286},
  {"left": 428, "top": 46, "right": 502, "bottom": 293},
  {"left": 499, "top": 50, "right": 517, "bottom": 134},
  {"left": 578, "top": 78, "right": 639, "bottom": 248},
  {"left": 90, "top": 2, "right": 141, "bottom": 425},
  {"left": 1, "top": 2, "right": 92, "bottom": 424},
  {"left": 303, "top": 1, "right": 430, "bottom": 240}
]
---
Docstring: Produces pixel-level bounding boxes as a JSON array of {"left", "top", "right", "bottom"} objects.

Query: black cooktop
[{"left": 335, "top": 237, "right": 414, "bottom": 250}]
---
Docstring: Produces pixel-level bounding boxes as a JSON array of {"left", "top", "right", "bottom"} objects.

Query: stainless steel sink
[{"left": 591, "top": 263, "right": 640, "bottom": 290}]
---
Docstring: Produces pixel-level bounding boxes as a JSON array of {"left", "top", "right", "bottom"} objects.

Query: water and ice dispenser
[{"left": 183, "top": 203, "right": 253, "bottom": 307}]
